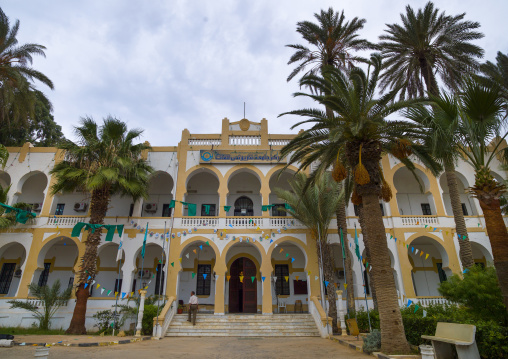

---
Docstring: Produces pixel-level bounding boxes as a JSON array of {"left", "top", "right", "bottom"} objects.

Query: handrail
[
  {"left": 152, "top": 296, "right": 176, "bottom": 338},
  {"left": 309, "top": 296, "right": 332, "bottom": 338}
]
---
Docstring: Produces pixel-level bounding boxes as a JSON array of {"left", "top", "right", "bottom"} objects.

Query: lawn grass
[{"left": 0, "top": 326, "right": 67, "bottom": 335}]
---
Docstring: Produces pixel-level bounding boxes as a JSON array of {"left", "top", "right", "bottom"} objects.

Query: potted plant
[{"left": 177, "top": 304, "right": 185, "bottom": 314}]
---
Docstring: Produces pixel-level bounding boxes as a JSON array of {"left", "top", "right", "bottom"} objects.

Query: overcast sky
[{"left": 3, "top": 1, "right": 507, "bottom": 145}]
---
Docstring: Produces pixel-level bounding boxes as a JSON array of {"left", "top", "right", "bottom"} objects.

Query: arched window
[{"left": 234, "top": 196, "right": 253, "bottom": 216}]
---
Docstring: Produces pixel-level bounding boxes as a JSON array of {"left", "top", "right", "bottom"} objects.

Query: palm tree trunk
[
  {"left": 316, "top": 237, "right": 338, "bottom": 333},
  {"left": 335, "top": 188, "right": 355, "bottom": 312},
  {"left": 477, "top": 194, "right": 508, "bottom": 312},
  {"left": 66, "top": 187, "right": 110, "bottom": 334},
  {"left": 362, "top": 192, "right": 410, "bottom": 353},
  {"left": 358, "top": 203, "right": 378, "bottom": 310},
  {"left": 444, "top": 160, "right": 474, "bottom": 268},
  {"left": 419, "top": 58, "right": 439, "bottom": 96}
]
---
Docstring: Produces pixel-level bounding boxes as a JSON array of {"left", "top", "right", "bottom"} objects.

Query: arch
[
  {"left": 16, "top": 170, "right": 48, "bottom": 195},
  {"left": 393, "top": 165, "right": 437, "bottom": 216},
  {"left": 439, "top": 172, "right": 477, "bottom": 216},
  {"left": 470, "top": 241, "right": 493, "bottom": 266},
  {"left": 224, "top": 165, "right": 264, "bottom": 187},
  {"left": 266, "top": 237, "right": 309, "bottom": 268},
  {"left": 184, "top": 168, "right": 220, "bottom": 216},
  {"left": 0, "top": 241, "right": 27, "bottom": 261},
  {"left": 233, "top": 196, "right": 254, "bottom": 216},
  {"left": 97, "top": 241, "right": 123, "bottom": 261},
  {"left": 227, "top": 253, "right": 261, "bottom": 273},
  {"left": 405, "top": 233, "right": 450, "bottom": 267},
  {"left": 0, "top": 242, "right": 27, "bottom": 296},
  {"left": 131, "top": 242, "right": 165, "bottom": 269},
  {"left": 265, "top": 165, "right": 300, "bottom": 182},
  {"left": 184, "top": 167, "right": 222, "bottom": 189},
  {"left": 37, "top": 233, "right": 80, "bottom": 268},
  {"left": 180, "top": 236, "right": 221, "bottom": 264},
  {"left": 490, "top": 170, "right": 505, "bottom": 183},
  {"left": 0, "top": 170, "right": 11, "bottom": 189},
  {"left": 222, "top": 236, "right": 266, "bottom": 261}
]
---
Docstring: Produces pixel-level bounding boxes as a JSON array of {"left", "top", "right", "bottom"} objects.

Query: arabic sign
[{"left": 199, "top": 150, "right": 281, "bottom": 163}]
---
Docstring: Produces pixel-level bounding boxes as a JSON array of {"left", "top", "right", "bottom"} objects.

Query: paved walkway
[{"left": 5, "top": 337, "right": 368, "bottom": 359}]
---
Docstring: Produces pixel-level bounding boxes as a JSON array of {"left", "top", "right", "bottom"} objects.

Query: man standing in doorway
[{"left": 188, "top": 291, "right": 198, "bottom": 325}]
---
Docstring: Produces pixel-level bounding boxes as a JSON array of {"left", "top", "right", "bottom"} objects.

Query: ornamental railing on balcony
[{"left": 229, "top": 136, "right": 261, "bottom": 146}]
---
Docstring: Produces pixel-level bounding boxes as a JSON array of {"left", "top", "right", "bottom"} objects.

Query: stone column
[
  {"left": 336, "top": 290, "right": 347, "bottom": 336},
  {"left": 261, "top": 261, "right": 273, "bottom": 314},
  {"left": 132, "top": 199, "right": 144, "bottom": 218},
  {"left": 135, "top": 290, "right": 147, "bottom": 337},
  {"left": 214, "top": 266, "right": 227, "bottom": 315}
]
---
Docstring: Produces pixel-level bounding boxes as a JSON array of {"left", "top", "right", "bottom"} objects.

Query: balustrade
[{"left": 229, "top": 136, "right": 261, "bottom": 146}]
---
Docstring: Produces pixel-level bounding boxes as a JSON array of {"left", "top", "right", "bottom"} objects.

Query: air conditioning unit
[
  {"left": 144, "top": 203, "right": 157, "bottom": 213},
  {"left": 32, "top": 203, "right": 43, "bottom": 212},
  {"left": 137, "top": 270, "right": 151, "bottom": 279},
  {"left": 74, "top": 202, "right": 88, "bottom": 212}
]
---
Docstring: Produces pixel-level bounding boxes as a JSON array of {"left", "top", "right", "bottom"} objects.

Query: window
[
  {"left": 0, "top": 263, "right": 15, "bottom": 294},
  {"left": 271, "top": 204, "right": 286, "bottom": 217},
  {"left": 154, "top": 264, "right": 165, "bottom": 295},
  {"left": 196, "top": 264, "right": 211, "bottom": 295},
  {"left": 131, "top": 279, "right": 137, "bottom": 293},
  {"left": 421, "top": 203, "right": 432, "bottom": 215},
  {"left": 114, "top": 279, "right": 123, "bottom": 293},
  {"left": 461, "top": 203, "right": 468, "bottom": 216},
  {"left": 38, "top": 263, "right": 51, "bottom": 287},
  {"left": 200, "top": 204, "right": 216, "bottom": 217},
  {"left": 379, "top": 203, "right": 385, "bottom": 216},
  {"left": 55, "top": 203, "right": 65, "bottom": 216},
  {"left": 275, "top": 265, "right": 290, "bottom": 295},
  {"left": 234, "top": 196, "right": 253, "bottom": 216},
  {"left": 129, "top": 203, "right": 134, "bottom": 217},
  {"left": 436, "top": 263, "right": 447, "bottom": 283},
  {"left": 68, "top": 277, "right": 74, "bottom": 289},
  {"left": 293, "top": 279, "right": 308, "bottom": 295},
  {"left": 162, "top": 204, "right": 172, "bottom": 217}
]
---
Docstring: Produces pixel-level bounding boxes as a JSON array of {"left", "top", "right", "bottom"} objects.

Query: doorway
[
  {"left": 229, "top": 257, "right": 257, "bottom": 313},
  {"left": 234, "top": 196, "right": 253, "bottom": 216}
]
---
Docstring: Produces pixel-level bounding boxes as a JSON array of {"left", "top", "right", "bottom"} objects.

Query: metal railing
[
  {"left": 188, "top": 139, "right": 221, "bottom": 146},
  {"left": 229, "top": 136, "right": 261, "bottom": 145}
]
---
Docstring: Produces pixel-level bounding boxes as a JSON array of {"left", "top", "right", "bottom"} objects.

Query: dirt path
[{"left": 4, "top": 337, "right": 368, "bottom": 359}]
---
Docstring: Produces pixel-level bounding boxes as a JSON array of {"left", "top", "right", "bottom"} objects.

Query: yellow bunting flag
[
  {"left": 296, "top": 276, "right": 299, "bottom": 281},
  {"left": 425, "top": 254, "right": 429, "bottom": 260},
  {"left": 193, "top": 249, "right": 197, "bottom": 254},
  {"left": 97, "top": 284, "right": 100, "bottom": 289},
  {"left": 227, "top": 275, "right": 231, "bottom": 281},
  {"left": 308, "top": 271, "right": 311, "bottom": 276},
  {"left": 284, "top": 276, "right": 289, "bottom": 282},
  {"left": 130, "top": 292, "right": 134, "bottom": 297},
  {"left": 115, "top": 292, "right": 118, "bottom": 297},
  {"left": 344, "top": 283, "right": 348, "bottom": 290},
  {"left": 179, "top": 257, "right": 182, "bottom": 262},
  {"left": 239, "top": 275, "right": 244, "bottom": 283},
  {"left": 256, "top": 227, "right": 260, "bottom": 231},
  {"left": 420, "top": 251, "right": 424, "bottom": 257}
]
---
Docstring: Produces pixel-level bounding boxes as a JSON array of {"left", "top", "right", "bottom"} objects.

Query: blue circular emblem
[{"left": 201, "top": 151, "right": 213, "bottom": 162}]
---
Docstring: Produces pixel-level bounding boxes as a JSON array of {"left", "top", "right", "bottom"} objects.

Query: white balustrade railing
[
  {"left": 229, "top": 136, "right": 261, "bottom": 145},
  {"left": 407, "top": 297, "right": 452, "bottom": 307},
  {"left": 225, "top": 217, "right": 262, "bottom": 228},
  {"left": 268, "top": 139, "right": 291, "bottom": 146},
  {"left": 269, "top": 217, "right": 303, "bottom": 228},
  {"left": 153, "top": 297, "right": 176, "bottom": 338},
  {"left": 188, "top": 139, "right": 221, "bottom": 146},
  {"left": 27, "top": 298, "right": 68, "bottom": 307},
  {"left": 400, "top": 216, "right": 439, "bottom": 226},
  {"left": 47, "top": 216, "right": 88, "bottom": 226},
  {"left": 180, "top": 217, "right": 219, "bottom": 227}
]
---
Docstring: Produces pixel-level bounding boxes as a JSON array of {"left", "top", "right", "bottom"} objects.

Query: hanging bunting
[
  {"left": 184, "top": 254, "right": 189, "bottom": 259},
  {"left": 273, "top": 276, "right": 277, "bottom": 282},
  {"left": 344, "top": 283, "right": 348, "bottom": 290},
  {"left": 251, "top": 276, "right": 255, "bottom": 283},
  {"left": 279, "top": 248, "right": 284, "bottom": 253},
  {"left": 239, "top": 275, "right": 244, "bottom": 283},
  {"left": 192, "top": 272, "right": 196, "bottom": 279},
  {"left": 285, "top": 253, "right": 289, "bottom": 258},
  {"left": 96, "top": 284, "right": 100, "bottom": 289},
  {"left": 203, "top": 274, "right": 207, "bottom": 280},
  {"left": 291, "top": 258, "right": 295, "bottom": 263},
  {"left": 315, "top": 276, "right": 318, "bottom": 281},
  {"left": 307, "top": 271, "right": 311, "bottom": 276},
  {"left": 121, "top": 292, "right": 126, "bottom": 299},
  {"left": 425, "top": 254, "right": 429, "bottom": 260},
  {"left": 414, "top": 304, "right": 420, "bottom": 313},
  {"left": 415, "top": 249, "right": 419, "bottom": 255},
  {"left": 262, "top": 276, "right": 266, "bottom": 282},
  {"left": 101, "top": 288, "right": 105, "bottom": 295},
  {"left": 193, "top": 249, "right": 197, "bottom": 254},
  {"left": 423, "top": 310, "right": 427, "bottom": 318},
  {"left": 227, "top": 275, "right": 231, "bottom": 281},
  {"left": 84, "top": 283, "right": 89, "bottom": 289},
  {"left": 179, "top": 257, "right": 182, "bottom": 262},
  {"left": 107, "top": 290, "right": 112, "bottom": 296},
  {"left": 324, "top": 280, "right": 329, "bottom": 287},
  {"left": 407, "top": 299, "right": 413, "bottom": 307},
  {"left": 295, "top": 276, "right": 299, "bottom": 281},
  {"left": 285, "top": 276, "right": 289, "bottom": 282},
  {"left": 171, "top": 262, "right": 174, "bottom": 267},
  {"left": 199, "top": 245, "right": 203, "bottom": 250},
  {"left": 420, "top": 251, "right": 424, "bottom": 257}
]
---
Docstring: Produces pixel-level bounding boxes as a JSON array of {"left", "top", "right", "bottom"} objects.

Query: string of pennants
[{"left": 81, "top": 271, "right": 157, "bottom": 300}]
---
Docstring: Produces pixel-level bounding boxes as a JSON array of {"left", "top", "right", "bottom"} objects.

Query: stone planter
[
  {"left": 419, "top": 344, "right": 434, "bottom": 359},
  {"left": 34, "top": 346, "right": 50, "bottom": 358}
]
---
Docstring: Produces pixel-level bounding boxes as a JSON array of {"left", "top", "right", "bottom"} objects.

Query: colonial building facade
[{"left": 0, "top": 118, "right": 502, "bottom": 329}]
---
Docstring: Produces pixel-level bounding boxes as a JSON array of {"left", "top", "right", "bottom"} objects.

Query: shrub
[
  {"left": 8, "top": 280, "right": 72, "bottom": 330},
  {"left": 438, "top": 265, "right": 507, "bottom": 324},
  {"left": 348, "top": 309, "right": 380, "bottom": 333},
  {"left": 93, "top": 310, "right": 124, "bottom": 335},
  {"left": 362, "top": 329, "right": 381, "bottom": 354}
]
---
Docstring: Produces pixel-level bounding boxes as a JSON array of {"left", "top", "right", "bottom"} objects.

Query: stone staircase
[{"left": 166, "top": 313, "right": 320, "bottom": 337}]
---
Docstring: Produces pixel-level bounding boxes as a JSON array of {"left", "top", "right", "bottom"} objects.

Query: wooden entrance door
[{"left": 229, "top": 257, "right": 257, "bottom": 313}]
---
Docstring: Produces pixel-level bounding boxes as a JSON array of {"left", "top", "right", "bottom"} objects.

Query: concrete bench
[{"left": 421, "top": 322, "right": 480, "bottom": 359}]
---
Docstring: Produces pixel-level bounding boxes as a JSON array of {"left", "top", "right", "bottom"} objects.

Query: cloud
[{"left": 3, "top": 0, "right": 507, "bottom": 145}]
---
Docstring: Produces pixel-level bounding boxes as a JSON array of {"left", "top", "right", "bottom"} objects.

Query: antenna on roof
[{"left": 244, "top": 102, "right": 246, "bottom": 119}]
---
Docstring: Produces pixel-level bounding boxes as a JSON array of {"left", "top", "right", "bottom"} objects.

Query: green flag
[
  {"left": 354, "top": 225, "right": 361, "bottom": 261},
  {"left": 141, "top": 223, "right": 149, "bottom": 258},
  {"left": 168, "top": 200, "right": 176, "bottom": 208},
  {"left": 339, "top": 227, "right": 346, "bottom": 258},
  {"left": 224, "top": 206, "right": 231, "bottom": 212},
  {"left": 203, "top": 205, "right": 211, "bottom": 215}
]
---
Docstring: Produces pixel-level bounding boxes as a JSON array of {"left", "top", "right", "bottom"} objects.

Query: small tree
[
  {"left": 8, "top": 280, "right": 72, "bottom": 330},
  {"left": 438, "top": 265, "right": 508, "bottom": 325}
]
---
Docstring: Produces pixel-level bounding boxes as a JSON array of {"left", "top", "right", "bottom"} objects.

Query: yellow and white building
[{"left": 0, "top": 118, "right": 502, "bottom": 330}]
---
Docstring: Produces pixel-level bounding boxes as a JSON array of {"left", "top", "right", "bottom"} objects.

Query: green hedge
[{"left": 351, "top": 304, "right": 508, "bottom": 359}]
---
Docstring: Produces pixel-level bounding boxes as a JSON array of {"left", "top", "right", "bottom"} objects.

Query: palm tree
[
  {"left": 479, "top": 51, "right": 508, "bottom": 115},
  {"left": 280, "top": 54, "right": 441, "bottom": 353},
  {"left": 378, "top": 1, "right": 484, "bottom": 99},
  {"left": 456, "top": 78, "right": 508, "bottom": 311},
  {"left": 0, "top": 144, "right": 7, "bottom": 168},
  {"left": 404, "top": 94, "right": 475, "bottom": 268},
  {"left": 286, "top": 7, "right": 370, "bottom": 82},
  {"left": 286, "top": 8, "right": 369, "bottom": 311},
  {"left": 50, "top": 117, "right": 153, "bottom": 334},
  {"left": 274, "top": 172, "right": 341, "bottom": 332}
]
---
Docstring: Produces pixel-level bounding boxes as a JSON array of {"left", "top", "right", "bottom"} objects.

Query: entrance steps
[{"left": 166, "top": 313, "right": 320, "bottom": 337}]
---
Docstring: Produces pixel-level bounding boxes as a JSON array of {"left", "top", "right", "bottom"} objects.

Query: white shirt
[{"left": 189, "top": 295, "right": 199, "bottom": 305}]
